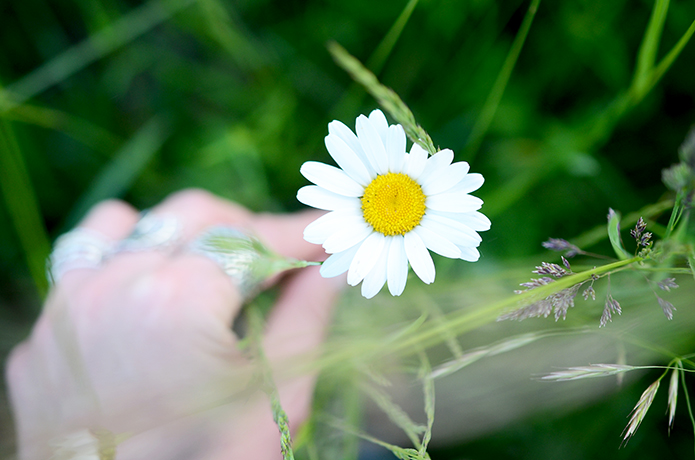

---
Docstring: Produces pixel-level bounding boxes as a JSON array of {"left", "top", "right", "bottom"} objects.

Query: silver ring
[
  {"left": 115, "top": 211, "right": 181, "bottom": 253},
  {"left": 47, "top": 228, "right": 114, "bottom": 284},
  {"left": 190, "top": 227, "right": 264, "bottom": 301}
]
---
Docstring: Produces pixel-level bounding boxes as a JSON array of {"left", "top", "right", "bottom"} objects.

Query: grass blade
[
  {"left": 0, "top": 119, "right": 50, "bottom": 300},
  {"left": 607, "top": 208, "right": 631, "bottom": 260}
]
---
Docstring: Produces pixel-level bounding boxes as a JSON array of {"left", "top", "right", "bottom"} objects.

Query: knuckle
[{"left": 164, "top": 188, "right": 216, "bottom": 208}]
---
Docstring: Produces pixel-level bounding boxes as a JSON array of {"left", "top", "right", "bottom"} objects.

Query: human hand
[{"left": 6, "top": 189, "right": 339, "bottom": 460}]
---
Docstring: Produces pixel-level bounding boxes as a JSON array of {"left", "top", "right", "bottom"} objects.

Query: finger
[
  {"left": 143, "top": 189, "right": 261, "bottom": 323},
  {"left": 150, "top": 188, "right": 327, "bottom": 288},
  {"left": 253, "top": 210, "right": 328, "bottom": 262},
  {"left": 56, "top": 200, "right": 140, "bottom": 291},
  {"left": 152, "top": 189, "right": 326, "bottom": 262},
  {"left": 147, "top": 189, "right": 253, "bottom": 242}
]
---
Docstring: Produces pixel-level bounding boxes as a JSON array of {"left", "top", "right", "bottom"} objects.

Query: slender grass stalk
[
  {"left": 328, "top": 42, "right": 437, "bottom": 155},
  {"left": 389, "top": 257, "right": 642, "bottom": 356},
  {"left": 248, "top": 310, "right": 295, "bottom": 460},
  {"left": 312, "top": 257, "right": 644, "bottom": 374},
  {"left": 323, "top": 416, "right": 428, "bottom": 460},
  {"left": 417, "top": 352, "right": 434, "bottom": 457},
  {"left": 417, "top": 291, "right": 464, "bottom": 359},
  {"left": 464, "top": 0, "right": 541, "bottom": 161},
  {"left": 680, "top": 366, "right": 695, "bottom": 456},
  {"left": 361, "top": 383, "right": 424, "bottom": 448}
]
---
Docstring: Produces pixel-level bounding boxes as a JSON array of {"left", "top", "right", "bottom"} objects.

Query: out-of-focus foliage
[{"left": 1, "top": 0, "right": 695, "bottom": 458}]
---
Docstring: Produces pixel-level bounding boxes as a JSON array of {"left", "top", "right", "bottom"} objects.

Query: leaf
[{"left": 607, "top": 208, "right": 631, "bottom": 260}]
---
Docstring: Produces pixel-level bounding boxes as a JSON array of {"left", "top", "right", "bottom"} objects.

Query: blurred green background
[{"left": 1, "top": 0, "right": 695, "bottom": 458}]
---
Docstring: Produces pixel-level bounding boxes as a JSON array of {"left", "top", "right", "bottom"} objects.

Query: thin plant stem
[
  {"left": 248, "top": 310, "right": 296, "bottom": 460},
  {"left": 328, "top": 41, "right": 437, "bottom": 155}
]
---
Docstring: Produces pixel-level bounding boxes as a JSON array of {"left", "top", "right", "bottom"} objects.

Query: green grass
[{"left": 2, "top": 0, "right": 695, "bottom": 458}]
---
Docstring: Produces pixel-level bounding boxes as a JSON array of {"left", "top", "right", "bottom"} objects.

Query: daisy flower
[{"left": 297, "top": 109, "right": 490, "bottom": 298}]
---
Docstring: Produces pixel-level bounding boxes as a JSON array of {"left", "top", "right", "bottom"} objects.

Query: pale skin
[{"left": 6, "top": 189, "right": 340, "bottom": 460}]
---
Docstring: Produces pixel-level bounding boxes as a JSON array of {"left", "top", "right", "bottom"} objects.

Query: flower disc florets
[{"left": 361, "top": 173, "right": 426, "bottom": 236}]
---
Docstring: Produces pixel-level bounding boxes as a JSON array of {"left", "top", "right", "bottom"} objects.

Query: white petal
[
  {"left": 360, "top": 240, "right": 389, "bottom": 299},
  {"left": 300, "top": 161, "right": 364, "bottom": 197},
  {"left": 424, "top": 212, "right": 483, "bottom": 241},
  {"left": 403, "top": 143, "right": 428, "bottom": 179},
  {"left": 347, "top": 232, "right": 386, "bottom": 286},
  {"left": 325, "top": 133, "right": 373, "bottom": 185},
  {"left": 320, "top": 243, "right": 361, "bottom": 278},
  {"left": 386, "top": 125, "right": 406, "bottom": 173},
  {"left": 404, "top": 232, "right": 435, "bottom": 284},
  {"left": 458, "top": 246, "right": 481, "bottom": 262},
  {"left": 420, "top": 215, "right": 481, "bottom": 248},
  {"left": 328, "top": 120, "right": 368, "bottom": 163},
  {"left": 386, "top": 236, "right": 408, "bottom": 296},
  {"left": 417, "top": 149, "right": 454, "bottom": 188},
  {"left": 356, "top": 115, "right": 389, "bottom": 175},
  {"left": 368, "top": 109, "right": 390, "bottom": 142},
  {"left": 426, "top": 192, "right": 484, "bottom": 213},
  {"left": 303, "top": 209, "right": 363, "bottom": 244},
  {"left": 422, "top": 161, "right": 470, "bottom": 196},
  {"left": 430, "top": 210, "right": 491, "bottom": 231},
  {"left": 297, "top": 186, "right": 361, "bottom": 211},
  {"left": 413, "top": 225, "right": 461, "bottom": 259},
  {"left": 323, "top": 221, "right": 372, "bottom": 254},
  {"left": 449, "top": 173, "right": 485, "bottom": 194}
]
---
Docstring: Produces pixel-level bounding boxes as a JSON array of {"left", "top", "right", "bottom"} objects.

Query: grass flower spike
[{"left": 297, "top": 109, "right": 489, "bottom": 298}]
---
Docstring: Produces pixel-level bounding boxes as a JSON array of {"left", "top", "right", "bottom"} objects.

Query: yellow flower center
[{"left": 361, "top": 173, "right": 426, "bottom": 236}]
